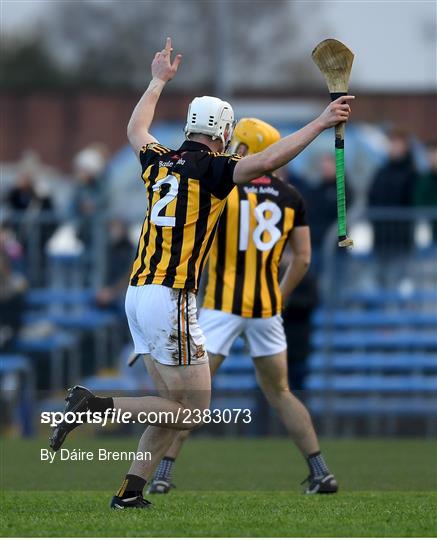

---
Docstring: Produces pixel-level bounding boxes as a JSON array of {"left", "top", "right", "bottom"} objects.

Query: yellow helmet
[{"left": 229, "top": 118, "right": 281, "bottom": 155}]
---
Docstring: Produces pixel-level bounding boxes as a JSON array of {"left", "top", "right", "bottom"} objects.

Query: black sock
[
  {"left": 87, "top": 396, "right": 114, "bottom": 414},
  {"left": 307, "top": 451, "right": 330, "bottom": 478},
  {"left": 116, "top": 474, "right": 147, "bottom": 498}
]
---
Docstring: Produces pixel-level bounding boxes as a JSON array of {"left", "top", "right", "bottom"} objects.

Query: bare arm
[
  {"left": 233, "top": 95, "right": 355, "bottom": 184},
  {"left": 127, "top": 37, "right": 182, "bottom": 157},
  {"left": 280, "top": 226, "right": 311, "bottom": 300}
]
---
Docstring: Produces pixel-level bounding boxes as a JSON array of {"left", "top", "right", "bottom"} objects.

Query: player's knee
[
  {"left": 263, "top": 383, "right": 290, "bottom": 407},
  {"left": 178, "top": 403, "right": 209, "bottom": 430}
]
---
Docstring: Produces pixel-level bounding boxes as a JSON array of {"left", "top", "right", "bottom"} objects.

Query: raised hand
[
  {"left": 318, "top": 95, "right": 355, "bottom": 129},
  {"left": 151, "top": 37, "right": 182, "bottom": 83}
]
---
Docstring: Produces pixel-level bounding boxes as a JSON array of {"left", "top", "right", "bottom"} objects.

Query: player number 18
[{"left": 239, "top": 200, "right": 282, "bottom": 252}]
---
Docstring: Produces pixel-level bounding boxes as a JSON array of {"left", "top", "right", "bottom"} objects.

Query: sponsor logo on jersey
[
  {"left": 244, "top": 185, "right": 279, "bottom": 197},
  {"left": 159, "top": 158, "right": 186, "bottom": 168}
]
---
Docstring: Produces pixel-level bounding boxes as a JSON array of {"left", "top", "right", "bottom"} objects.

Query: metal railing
[
  {"left": 315, "top": 207, "right": 437, "bottom": 436},
  {"left": 3, "top": 211, "right": 108, "bottom": 288}
]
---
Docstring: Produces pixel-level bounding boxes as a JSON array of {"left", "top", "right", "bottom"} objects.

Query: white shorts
[
  {"left": 125, "top": 285, "right": 208, "bottom": 366},
  {"left": 199, "top": 308, "right": 287, "bottom": 358}
]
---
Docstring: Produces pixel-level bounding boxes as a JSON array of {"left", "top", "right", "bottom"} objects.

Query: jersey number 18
[{"left": 239, "top": 200, "right": 282, "bottom": 252}]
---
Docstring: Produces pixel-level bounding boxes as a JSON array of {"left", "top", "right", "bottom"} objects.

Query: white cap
[
  {"left": 185, "top": 96, "right": 235, "bottom": 147},
  {"left": 73, "top": 148, "right": 106, "bottom": 176}
]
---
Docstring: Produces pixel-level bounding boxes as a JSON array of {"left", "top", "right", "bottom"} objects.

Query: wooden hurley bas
[{"left": 312, "top": 39, "right": 355, "bottom": 248}]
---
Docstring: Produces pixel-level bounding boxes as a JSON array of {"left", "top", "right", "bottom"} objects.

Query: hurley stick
[{"left": 312, "top": 39, "right": 355, "bottom": 248}]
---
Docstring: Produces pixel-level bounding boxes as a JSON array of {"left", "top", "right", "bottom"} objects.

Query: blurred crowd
[{"left": 1, "top": 127, "right": 436, "bottom": 389}]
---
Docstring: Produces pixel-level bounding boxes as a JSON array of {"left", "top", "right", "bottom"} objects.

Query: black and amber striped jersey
[
  {"left": 203, "top": 174, "right": 307, "bottom": 318},
  {"left": 130, "top": 141, "right": 241, "bottom": 290}
]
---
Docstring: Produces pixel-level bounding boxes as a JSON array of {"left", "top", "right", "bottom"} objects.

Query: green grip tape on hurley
[{"left": 335, "top": 144, "right": 347, "bottom": 238}]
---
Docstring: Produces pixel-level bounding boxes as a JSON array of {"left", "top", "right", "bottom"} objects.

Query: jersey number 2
[
  {"left": 239, "top": 200, "right": 282, "bottom": 251},
  {"left": 150, "top": 175, "right": 179, "bottom": 227}
]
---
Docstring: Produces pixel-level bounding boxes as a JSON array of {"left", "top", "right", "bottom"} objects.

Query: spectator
[
  {"left": 368, "top": 127, "right": 417, "bottom": 254},
  {"left": 7, "top": 171, "right": 53, "bottom": 213},
  {"left": 369, "top": 127, "right": 416, "bottom": 208},
  {"left": 6, "top": 171, "right": 55, "bottom": 270},
  {"left": 285, "top": 166, "right": 311, "bottom": 200},
  {"left": 413, "top": 142, "right": 437, "bottom": 207},
  {"left": 70, "top": 144, "right": 108, "bottom": 247},
  {"left": 413, "top": 142, "right": 437, "bottom": 241},
  {"left": 95, "top": 218, "right": 134, "bottom": 310},
  {"left": 0, "top": 224, "right": 24, "bottom": 272},
  {"left": 0, "top": 249, "right": 27, "bottom": 351}
]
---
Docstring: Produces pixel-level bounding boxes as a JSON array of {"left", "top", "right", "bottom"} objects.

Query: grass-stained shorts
[{"left": 125, "top": 284, "right": 208, "bottom": 366}]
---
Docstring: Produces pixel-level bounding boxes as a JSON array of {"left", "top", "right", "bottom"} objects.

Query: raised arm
[
  {"left": 127, "top": 37, "right": 182, "bottom": 157},
  {"left": 233, "top": 95, "right": 355, "bottom": 184}
]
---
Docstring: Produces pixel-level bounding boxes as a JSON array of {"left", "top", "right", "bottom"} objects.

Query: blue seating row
[
  {"left": 312, "top": 310, "right": 437, "bottom": 328},
  {"left": 312, "top": 330, "right": 437, "bottom": 350},
  {"left": 305, "top": 374, "right": 437, "bottom": 392},
  {"left": 26, "top": 288, "right": 95, "bottom": 306},
  {"left": 340, "top": 289, "right": 437, "bottom": 306},
  {"left": 308, "top": 353, "right": 437, "bottom": 372},
  {"left": 308, "top": 397, "right": 437, "bottom": 415}
]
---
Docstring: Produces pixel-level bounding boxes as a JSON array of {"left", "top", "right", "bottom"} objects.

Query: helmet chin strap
[{"left": 222, "top": 123, "right": 235, "bottom": 152}]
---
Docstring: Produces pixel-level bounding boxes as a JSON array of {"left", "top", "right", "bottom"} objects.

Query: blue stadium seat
[
  {"left": 0, "top": 355, "right": 35, "bottom": 436},
  {"left": 305, "top": 374, "right": 437, "bottom": 393},
  {"left": 213, "top": 373, "right": 257, "bottom": 392},
  {"left": 13, "top": 331, "right": 77, "bottom": 353},
  {"left": 26, "top": 288, "right": 95, "bottom": 306},
  {"left": 13, "top": 331, "right": 77, "bottom": 354},
  {"left": 210, "top": 396, "right": 256, "bottom": 416},
  {"left": 308, "top": 353, "right": 437, "bottom": 372},
  {"left": 217, "top": 353, "right": 253, "bottom": 374},
  {"left": 12, "top": 331, "right": 79, "bottom": 390},
  {"left": 80, "top": 375, "right": 142, "bottom": 393},
  {"left": 312, "top": 310, "right": 437, "bottom": 328},
  {"left": 230, "top": 337, "right": 246, "bottom": 353},
  {"left": 340, "top": 289, "right": 437, "bottom": 307},
  {"left": 311, "top": 330, "right": 437, "bottom": 350},
  {"left": 24, "top": 309, "right": 117, "bottom": 330},
  {"left": 307, "top": 397, "right": 437, "bottom": 415},
  {"left": 0, "top": 355, "right": 30, "bottom": 374}
]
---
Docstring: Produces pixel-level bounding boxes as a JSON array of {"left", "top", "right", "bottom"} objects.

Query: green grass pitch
[{"left": 1, "top": 437, "right": 436, "bottom": 537}]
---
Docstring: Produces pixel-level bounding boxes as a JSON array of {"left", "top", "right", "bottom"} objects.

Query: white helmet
[{"left": 185, "top": 96, "right": 235, "bottom": 148}]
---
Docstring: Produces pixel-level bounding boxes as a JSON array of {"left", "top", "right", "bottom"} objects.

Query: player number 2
[
  {"left": 150, "top": 175, "right": 179, "bottom": 227},
  {"left": 239, "top": 200, "right": 282, "bottom": 251}
]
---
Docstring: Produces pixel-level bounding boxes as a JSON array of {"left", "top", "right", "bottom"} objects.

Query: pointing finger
[
  {"left": 335, "top": 95, "right": 355, "bottom": 104},
  {"left": 165, "top": 37, "right": 172, "bottom": 52}
]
